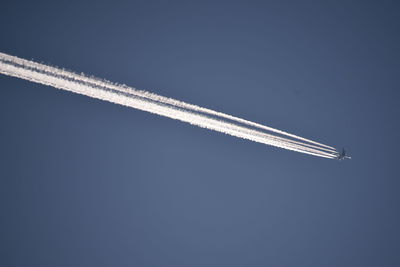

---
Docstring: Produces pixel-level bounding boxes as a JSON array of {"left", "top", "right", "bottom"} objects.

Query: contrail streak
[
  {"left": 0, "top": 53, "right": 336, "bottom": 154},
  {"left": 0, "top": 52, "right": 338, "bottom": 159}
]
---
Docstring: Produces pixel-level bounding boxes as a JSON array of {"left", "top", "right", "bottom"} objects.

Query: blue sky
[{"left": 1, "top": 1, "right": 399, "bottom": 266}]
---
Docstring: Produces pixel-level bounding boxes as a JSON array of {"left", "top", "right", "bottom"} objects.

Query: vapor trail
[
  {"left": 0, "top": 52, "right": 337, "bottom": 158},
  {"left": 1, "top": 53, "right": 336, "bottom": 153}
]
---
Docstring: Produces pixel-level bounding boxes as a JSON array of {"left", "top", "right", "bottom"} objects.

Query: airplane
[{"left": 336, "top": 148, "right": 351, "bottom": 160}]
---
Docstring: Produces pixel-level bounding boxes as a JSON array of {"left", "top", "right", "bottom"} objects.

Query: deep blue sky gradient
[{"left": 1, "top": 1, "right": 400, "bottom": 266}]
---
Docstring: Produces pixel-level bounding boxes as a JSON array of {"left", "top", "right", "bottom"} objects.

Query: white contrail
[
  {"left": 0, "top": 52, "right": 337, "bottom": 155},
  {"left": 0, "top": 53, "right": 336, "bottom": 153},
  {"left": 0, "top": 52, "right": 337, "bottom": 159}
]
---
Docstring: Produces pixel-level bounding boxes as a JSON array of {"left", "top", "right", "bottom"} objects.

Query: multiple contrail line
[{"left": 0, "top": 52, "right": 338, "bottom": 159}]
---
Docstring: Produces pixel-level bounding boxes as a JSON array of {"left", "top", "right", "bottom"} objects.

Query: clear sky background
[{"left": 1, "top": 1, "right": 399, "bottom": 266}]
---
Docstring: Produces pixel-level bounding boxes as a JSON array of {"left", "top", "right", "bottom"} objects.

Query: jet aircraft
[{"left": 336, "top": 148, "right": 351, "bottom": 160}]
